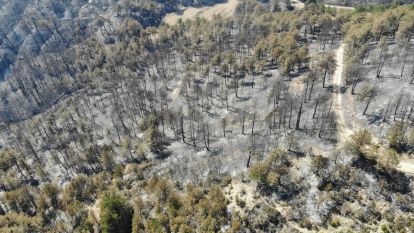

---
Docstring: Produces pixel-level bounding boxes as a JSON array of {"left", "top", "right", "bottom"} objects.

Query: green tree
[
  {"left": 344, "top": 58, "right": 363, "bottom": 95},
  {"left": 387, "top": 122, "right": 405, "bottom": 150},
  {"left": 347, "top": 129, "right": 372, "bottom": 156},
  {"left": 100, "top": 192, "right": 133, "bottom": 233},
  {"left": 375, "top": 37, "right": 388, "bottom": 78},
  {"left": 311, "top": 155, "right": 329, "bottom": 178},
  {"left": 100, "top": 145, "right": 115, "bottom": 172},
  {"left": 132, "top": 208, "right": 145, "bottom": 233},
  {"left": 4, "top": 187, "right": 37, "bottom": 215},
  {"left": 396, "top": 13, "right": 414, "bottom": 77},
  {"left": 408, "top": 129, "right": 414, "bottom": 149},
  {"left": 249, "top": 149, "right": 290, "bottom": 188},
  {"left": 63, "top": 175, "right": 96, "bottom": 204},
  {"left": 0, "top": 212, "right": 41, "bottom": 232},
  {"left": 318, "top": 52, "right": 336, "bottom": 88},
  {"left": 357, "top": 84, "right": 377, "bottom": 115},
  {"left": 144, "top": 126, "right": 169, "bottom": 159},
  {"left": 37, "top": 183, "right": 61, "bottom": 211}
]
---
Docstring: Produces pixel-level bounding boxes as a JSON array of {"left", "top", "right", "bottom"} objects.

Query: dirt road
[
  {"left": 332, "top": 44, "right": 354, "bottom": 145},
  {"left": 332, "top": 43, "right": 414, "bottom": 174},
  {"left": 292, "top": 0, "right": 354, "bottom": 11},
  {"left": 325, "top": 4, "right": 354, "bottom": 10},
  {"left": 163, "top": 0, "right": 355, "bottom": 25}
]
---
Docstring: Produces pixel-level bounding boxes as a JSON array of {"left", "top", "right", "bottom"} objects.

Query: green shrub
[
  {"left": 235, "top": 196, "right": 246, "bottom": 208},
  {"left": 299, "top": 218, "right": 312, "bottom": 229},
  {"left": 330, "top": 218, "right": 341, "bottom": 228},
  {"left": 100, "top": 192, "right": 133, "bottom": 233},
  {"left": 381, "top": 224, "right": 389, "bottom": 233}
]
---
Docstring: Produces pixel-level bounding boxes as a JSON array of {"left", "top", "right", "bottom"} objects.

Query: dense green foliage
[{"left": 100, "top": 192, "right": 133, "bottom": 233}]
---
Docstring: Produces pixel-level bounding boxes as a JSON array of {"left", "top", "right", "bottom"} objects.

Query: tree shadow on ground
[
  {"left": 366, "top": 114, "right": 382, "bottom": 125},
  {"left": 353, "top": 155, "right": 411, "bottom": 194}
]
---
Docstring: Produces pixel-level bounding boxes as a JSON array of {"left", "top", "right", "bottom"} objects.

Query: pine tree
[{"left": 100, "top": 192, "right": 133, "bottom": 233}]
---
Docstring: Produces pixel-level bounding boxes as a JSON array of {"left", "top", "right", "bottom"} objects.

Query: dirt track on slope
[
  {"left": 163, "top": 0, "right": 355, "bottom": 25},
  {"left": 163, "top": 0, "right": 238, "bottom": 25},
  {"left": 332, "top": 44, "right": 354, "bottom": 145},
  {"left": 171, "top": 79, "right": 183, "bottom": 103},
  {"left": 332, "top": 43, "right": 414, "bottom": 174},
  {"left": 398, "top": 160, "right": 414, "bottom": 175},
  {"left": 325, "top": 4, "right": 354, "bottom": 10},
  {"left": 292, "top": 0, "right": 354, "bottom": 11},
  {"left": 291, "top": 0, "right": 305, "bottom": 9}
]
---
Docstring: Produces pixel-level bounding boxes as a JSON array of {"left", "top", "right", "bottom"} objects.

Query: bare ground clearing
[
  {"left": 163, "top": 0, "right": 239, "bottom": 25},
  {"left": 291, "top": 0, "right": 305, "bottom": 9},
  {"left": 398, "top": 158, "right": 414, "bottom": 175}
]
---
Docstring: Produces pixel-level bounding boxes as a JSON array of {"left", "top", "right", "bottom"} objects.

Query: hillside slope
[{"left": 0, "top": 1, "right": 414, "bottom": 232}]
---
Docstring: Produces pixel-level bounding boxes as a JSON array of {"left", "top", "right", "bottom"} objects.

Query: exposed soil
[
  {"left": 332, "top": 42, "right": 414, "bottom": 174},
  {"left": 398, "top": 159, "right": 414, "bottom": 175},
  {"left": 171, "top": 79, "right": 183, "bottom": 103},
  {"left": 332, "top": 44, "right": 354, "bottom": 146},
  {"left": 224, "top": 179, "right": 258, "bottom": 215},
  {"left": 291, "top": 0, "right": 305, "bottom": 9},
  {"left": 325, "top": 4, "right": 355, "bottom": 10},
  {"left": 163, "top": 0, "right": 239, "bottom": 25}
]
